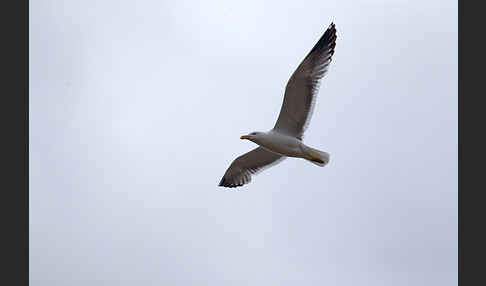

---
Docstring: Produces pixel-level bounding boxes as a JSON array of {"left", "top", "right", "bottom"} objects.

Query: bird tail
[{"left": 303, "top": 146, "right": 330, "bottom": 167}]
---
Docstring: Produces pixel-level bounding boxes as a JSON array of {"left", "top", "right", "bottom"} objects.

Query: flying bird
[{"left": 219, "top": 23, "right": 337, "bottom": 188}]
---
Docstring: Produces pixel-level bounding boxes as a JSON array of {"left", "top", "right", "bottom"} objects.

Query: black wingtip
[
  {"left": 218, "top": 177, "right": 233, "bottom": 188},
  {"left": 327, "top": 22, "right": 336, "bottom": 33},
  {"left": 218, "top": 176, "right": 245, "bottom": 188},
  {"left": 218, "top": 177, "right": 225, "bottom": 187},
  {"left": 307, "top": 22, "right": 337, "bottom": 56}
]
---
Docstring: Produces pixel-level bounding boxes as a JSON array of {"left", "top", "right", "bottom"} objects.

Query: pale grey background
[{"left": 30, "top": 0, "right": 457, "bottom": 285}]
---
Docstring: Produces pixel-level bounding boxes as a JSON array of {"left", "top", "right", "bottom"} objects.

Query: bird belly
[{"left": 258, "top": 134, "right": 304, "bottom": 158}]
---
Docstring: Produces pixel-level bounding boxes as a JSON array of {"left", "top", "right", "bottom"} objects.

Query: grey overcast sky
[{"left": 30, "top": 0, "right": 457, "bottom": 285}]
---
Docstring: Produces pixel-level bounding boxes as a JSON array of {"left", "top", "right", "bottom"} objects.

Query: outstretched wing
[
  {"left": 273, "top": 23, "right": 337, "bottom": 139},
  {"left": 218, "top": 147, "right": 285, "bottom": 188}
]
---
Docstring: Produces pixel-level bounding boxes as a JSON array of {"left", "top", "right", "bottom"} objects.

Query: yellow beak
[{"left": 240, "top": 135, "right": 250, "bottom": 140}]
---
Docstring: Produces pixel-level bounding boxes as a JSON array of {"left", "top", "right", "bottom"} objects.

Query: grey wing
[
  {"left": 218, "top": 147, "right": 286, "bottom": 188},
  {"left": 273, "top": 23, "right": 337, "bottom": 139}
]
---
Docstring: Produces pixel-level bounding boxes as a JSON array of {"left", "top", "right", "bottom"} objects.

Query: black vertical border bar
[
  {"left": 459, "top": 0, "right": 486, "bottom": 285},
  {"left": 0, "top": 0, "right": 29, "bottom": 285},
  {"left": 25, "top": 0, "right": 29, "bottom": 283},
  {"left": 458, "top": 0, "right": 461, "bottom": 284}
]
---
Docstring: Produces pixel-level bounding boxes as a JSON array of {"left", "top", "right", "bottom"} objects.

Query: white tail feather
[{"left": 303, "top": 146, "right": 330, "bottom": 167}]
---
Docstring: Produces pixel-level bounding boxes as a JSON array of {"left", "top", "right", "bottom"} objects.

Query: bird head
[{"left": 240, "top": 131, "right": 263, "bottom": 141}]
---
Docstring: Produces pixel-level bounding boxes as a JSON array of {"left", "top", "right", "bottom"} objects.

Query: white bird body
[
  {"left": 251, "top": 131, "right": 303, "bottom": 157},
  {"left": 219, "top": 23, "right": 337, "bottom": 188},
  {"left": 248, "top": 131, "right": 330, "bottom": 166}
]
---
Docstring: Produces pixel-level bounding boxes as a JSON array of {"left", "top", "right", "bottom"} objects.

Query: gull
[{"left": 218, "top": 23, "right": 337, "bottom": 188}]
